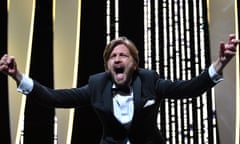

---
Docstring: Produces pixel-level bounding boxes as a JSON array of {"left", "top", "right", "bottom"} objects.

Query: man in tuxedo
[{"left": 0, "top": 34, "right": 239, "bottom": 144}]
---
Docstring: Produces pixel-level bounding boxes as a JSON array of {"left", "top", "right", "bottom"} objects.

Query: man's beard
[{"left": 111, "top": 68, "right": 135, "bottom": 86}]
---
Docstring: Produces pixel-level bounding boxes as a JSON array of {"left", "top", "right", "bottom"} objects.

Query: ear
[
  {"left": 104, "top": 63, "right": 108, "bottom": 71},
  {"left": 133, "top": 62, "right": 138, "bottom": 70}
]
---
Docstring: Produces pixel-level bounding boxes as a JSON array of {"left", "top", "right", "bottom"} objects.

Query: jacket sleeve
[
  {"left": 154, "top": 69, "right": 216, "bottom": 99},
  {"left": 28, "top": 81, "right": 91, "bottom": 108}
]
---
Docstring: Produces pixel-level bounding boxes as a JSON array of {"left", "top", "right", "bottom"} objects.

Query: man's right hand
[{"left": 0, "top": 54, "right": 22, "bottom": 85}]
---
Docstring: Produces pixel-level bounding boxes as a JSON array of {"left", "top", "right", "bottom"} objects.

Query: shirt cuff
[
  {"left": 17, "top": 74, "right": 34, "bottom": 95},
  {"left": 208, "top": 64, "right": 224, "bottom": 83}
]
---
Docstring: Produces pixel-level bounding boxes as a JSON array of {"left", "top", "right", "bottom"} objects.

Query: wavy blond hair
[{"left": 103, "top": 36, "right": 139, "bottom": 71}]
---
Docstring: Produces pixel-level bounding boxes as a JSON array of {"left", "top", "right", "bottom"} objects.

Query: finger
[
  {"left": 223, "top": 42, "right": 238, "bottom": 54},
  {"left": 220, "top": 41, "right": 225, "bottom": 57},
  {"left": 1, "top": 54, "right": 8, "bottom": 60},
  {"left": 7, "top": 56, "right": 14, "bottom": 64},
  {"left": 0, "top": 54, "right": 8, "bottom": 65},
  {"left": 231, "top": 39, "right": 240, "bottom": 45},
  {"left": 228, "top": 34, "right": 236, "bottom": 44},
  {"left": 4, "top": 56, "right": 16, "bottom": 69},
  {"left": 0, "top": 62, "right": 8, "bottom": 72}
]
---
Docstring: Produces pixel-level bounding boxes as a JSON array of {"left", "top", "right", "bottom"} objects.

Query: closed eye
[{"left": 119, "top": 53, "right": 129, "bottom": 58}]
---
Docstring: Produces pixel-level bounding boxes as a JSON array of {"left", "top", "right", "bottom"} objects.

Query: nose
[{"left": 114, "top": 55, "right": 121, "bottom": 63}]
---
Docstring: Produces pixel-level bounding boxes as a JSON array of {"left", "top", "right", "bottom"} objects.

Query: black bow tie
[{"left": 112, "top": 86, "right": 131, "bottom": 94}]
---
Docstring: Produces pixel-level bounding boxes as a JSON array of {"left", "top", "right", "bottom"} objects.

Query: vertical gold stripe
[
  {"left": 15, "top": 0, "right": 35, "bottom": 143},
  {"left": 7, "top": 0, "right": 10, "bottom": 11},
  {"left": 235, "top": 0, "right": 239, "bottom": 143},
  {"left": 52, "top": 1, "right": 57, "bottom": 143},
  {"left": 207, "top": 0, "right": 210, "bottom": 24},
  {"left": 52, "top": 0, "right": 56, "bottom": 28},
  {"left": 66, "top": 0, "right": 81, "bottom": 143},
  {"left": 53, "top": 0, "right": 77, "bottom": 143}
]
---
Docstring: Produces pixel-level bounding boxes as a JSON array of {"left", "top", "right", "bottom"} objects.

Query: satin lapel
[
  {"left": 102, "top": 80, "right": 114, "bottom": 113},
  {"left": 132, "top": 76, "right": 142, "bottom": 114}
]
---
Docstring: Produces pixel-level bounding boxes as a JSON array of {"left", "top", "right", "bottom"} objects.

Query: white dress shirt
[{"left": 112, "top": 84, "right": 134, "bottom": 124}]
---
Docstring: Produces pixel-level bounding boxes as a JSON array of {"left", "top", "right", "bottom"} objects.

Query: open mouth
[
  {"left": 115, "top": 67, "right": 124, "bottom": 74},
  {"left": 114, "top": 67, "right": 125, "bottom": 80}
]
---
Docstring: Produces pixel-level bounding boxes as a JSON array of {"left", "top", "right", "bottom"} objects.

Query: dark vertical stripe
[
  {"left": 202, "top": 0, "right": 215, "bottom": 143},
  {"left": 195, "top": 1, "right": 205, "bottom": 143},
  {"left": 118, "top": 0, "right": 144, "bottom": 67},
  {"left": 150, "top": 0, "right": 156, "bottom": 70},
  {"left": 71, "top": 0, "right": 106, "bottom": 143},
  {"left": 202, "top": 1, "right": 211, "bottom": 65},
  {"left": 188, "top": 1, "right": 196, "bottom": 76},
  {"left": 165, "top": 1, "right": 172, "bottom": 143},
  {"left": 0, "top": 0, "right": 11, "bottom": 143},
  {"left": 168, "top": 102, "right": 172, "bottom": 144},
  {"left": 195, "top": 0, "right": 215, "bottom": 143},
  {"left": 175, "top": 1, "right": 182, "bottom": 143},
  {"left": 166, "top": 1, "right": 171, "bottom": 80},
  {"left": 158, "top": 0, "right": 167, "bottom": 140},
  {"left": 196, "top": 0, "right": 201, "bottom": 68},
  {"left": 177, "top": 0, "right": 183, "bottom": 79},
  {"left": 171, "top": 0, "right": 177, "bottom": 80},
  {"left": 24, "top": 0, "right": 55, "bottom": 144},
  {"left": 188, "top": 1, "right": 199, "bottom": 143},
  {"left": 177, "top": 0, "right": 185, "bottom": 142},
  {"left": 182, "top": 1, "right": 191, "bottom": 141},
  {"left": 186, "top": 99, "right": 191, "bottom": 142},
  {"left": 171, "top": 1, "right": 177, "bottom": 142},
  {"left": 158, "top": 0, "right": 165, "bottom": 77}
]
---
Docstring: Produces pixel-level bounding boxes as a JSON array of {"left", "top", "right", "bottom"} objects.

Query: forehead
[{"left": 111, "top": 44, "right": 129, "bottom": 53}]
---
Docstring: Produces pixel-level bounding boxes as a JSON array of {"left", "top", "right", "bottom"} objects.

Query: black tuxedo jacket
[{"left": 29, "top": 68, "right": 216, "bottom": 144}]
